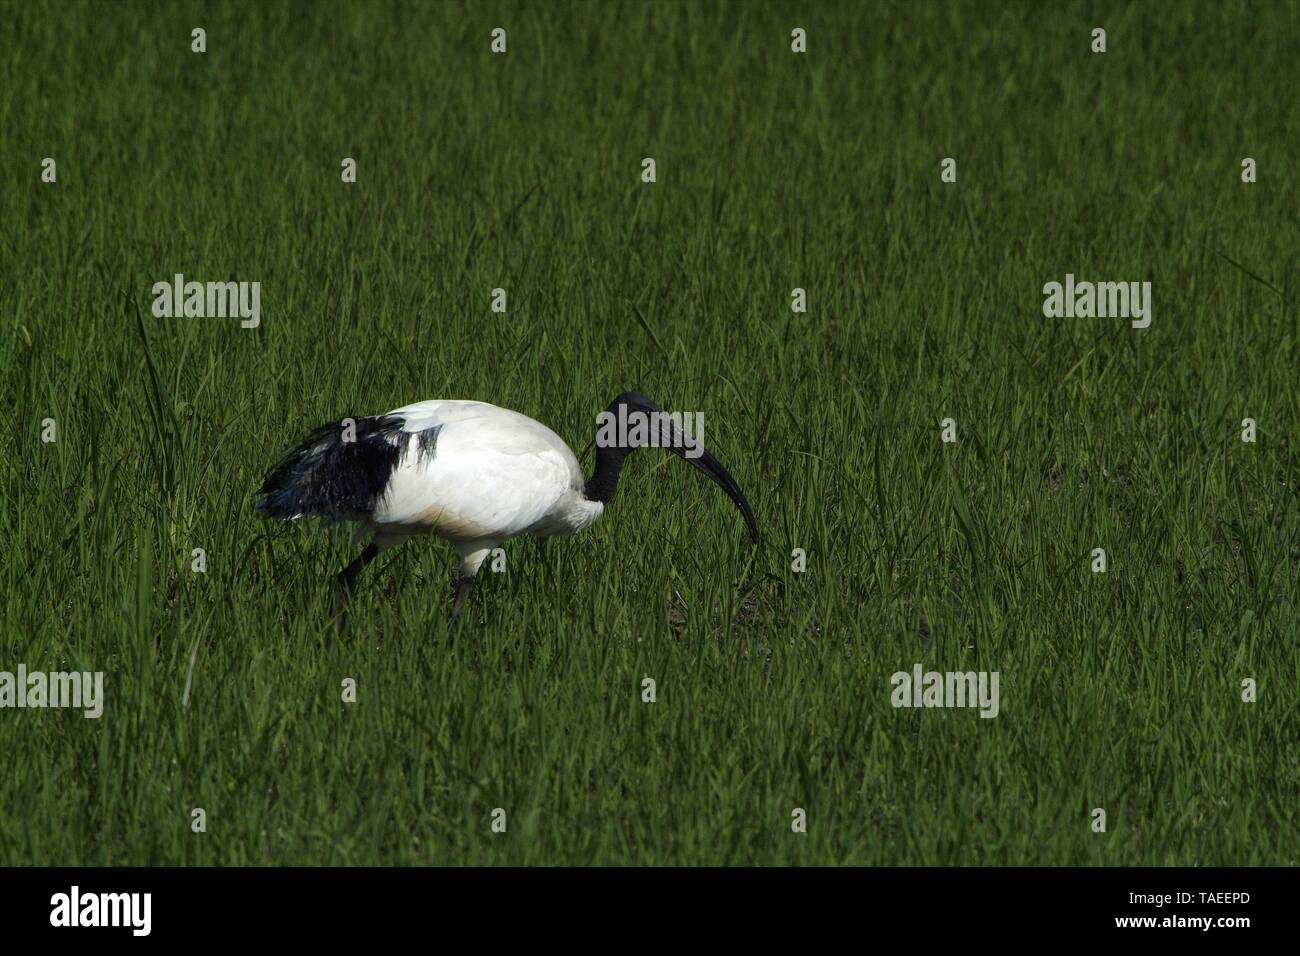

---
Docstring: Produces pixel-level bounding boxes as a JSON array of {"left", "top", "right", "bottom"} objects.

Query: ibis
[{"left": 255, "top": 392, "right": 758, "bottom": 623}]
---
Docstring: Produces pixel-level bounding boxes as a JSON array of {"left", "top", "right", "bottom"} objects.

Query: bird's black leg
[
  {"left": 450, "top": 574, "right": 477, "bottom": 617},
  {"left": 335, "top": 542, "right": 379, "bottom": 633}
]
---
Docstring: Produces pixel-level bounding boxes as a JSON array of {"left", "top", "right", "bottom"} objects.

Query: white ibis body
[{"left": 255, "top": 392, "right": 758, "bottom": 619}]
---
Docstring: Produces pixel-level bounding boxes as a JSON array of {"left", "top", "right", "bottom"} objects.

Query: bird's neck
[{"left": 584, "top": 444, "right": 631, "bottom": 504}]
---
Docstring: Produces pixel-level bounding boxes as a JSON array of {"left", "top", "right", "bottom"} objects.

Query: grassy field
[{"left": 1, "top": 0, "right": 1297, "bottom": 866}]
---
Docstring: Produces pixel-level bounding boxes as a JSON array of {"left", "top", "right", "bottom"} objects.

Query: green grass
[{"left": 1, "top": 0, "right": 1297, "bottom": 865}]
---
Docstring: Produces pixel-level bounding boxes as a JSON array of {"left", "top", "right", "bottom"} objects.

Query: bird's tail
[{"left": 254, "top": 415, "right": 406, "bottom": 522}]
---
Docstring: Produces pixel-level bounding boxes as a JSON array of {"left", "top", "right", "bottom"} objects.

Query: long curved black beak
[
  {"left": 629, "top": 392, "right": 758, "bottom": 542},
  {"left": 586, "top": 392, "right": 760, "bottom": 542},
  {"left": 669, "top": 441, "right": 759, "bottom": 542}
]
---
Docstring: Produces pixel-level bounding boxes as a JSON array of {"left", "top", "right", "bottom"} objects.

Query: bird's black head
[{"left": 584, "top": 392, "right": 759, "bottom": 542}]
